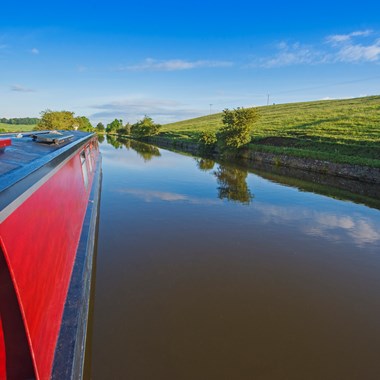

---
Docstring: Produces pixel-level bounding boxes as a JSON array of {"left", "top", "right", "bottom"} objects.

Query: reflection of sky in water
[
  {"left": 95, "top": 139, "right": 380, "bottom": 379},
  {"left": 101, "top": 141, "right": 380, "bottom": 249},
  {"left": 252, "top": 202, "right": 380, "bottom": 246}
]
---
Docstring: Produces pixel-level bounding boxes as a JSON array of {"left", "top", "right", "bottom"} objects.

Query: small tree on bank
[
  {"left": 36, "top": 110, "right": 76, "bottom": 130},
  {"left": 96, "top": 122, "right": 105, "bottom": 133},
  {"left": 131, "top": 116, "right": 161, "bottom": 137},
  {"left": 35, "top": 110, "right": 93, "bottom": 131},
  {"left": 106, "top": 119, "right": 123, "bottom": 134},
  {"left": 75, "top": 116, "right": 93, "bottom": 132},
  {"left": 217, "top": 107, "right": 259, "bottom": 150},
  {"left": 117, "top": 122, "right": 131, "bottom": 136}
]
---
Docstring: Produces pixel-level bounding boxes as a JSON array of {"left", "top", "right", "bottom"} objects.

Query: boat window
[
  {"left": 80, "top": 150, "right": 89, "bottom": 189},
  {"left": 86, "top": 147, "right": 93, "bottom": 173}
]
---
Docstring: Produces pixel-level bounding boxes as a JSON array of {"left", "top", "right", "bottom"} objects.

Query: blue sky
[{"left": 1, "top": 0, "right": 380, "bottom": 124}]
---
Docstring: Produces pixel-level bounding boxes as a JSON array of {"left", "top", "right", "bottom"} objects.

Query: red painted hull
[{"left": 0, "top": 136, "right": 100, "bottom": 379}]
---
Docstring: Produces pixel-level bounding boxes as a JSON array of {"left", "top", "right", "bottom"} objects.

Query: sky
[{"left": 1, "top": 0, "right": 380, "bottom": 125}]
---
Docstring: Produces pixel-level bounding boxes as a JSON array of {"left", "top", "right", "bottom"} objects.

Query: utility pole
[
  {"left": 267, "top": 94, "right": 270, "bottom": 106},
  {"left": 209, "top": 104, "right": 213, "bottom": 115}
]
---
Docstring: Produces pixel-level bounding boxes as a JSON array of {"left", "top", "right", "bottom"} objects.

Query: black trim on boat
[{"left": 51, "top": 153, "right": 102, "bottom": 380}]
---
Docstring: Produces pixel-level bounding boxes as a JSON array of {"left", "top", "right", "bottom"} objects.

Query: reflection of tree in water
[
  {"left": 97, "top": 134, "right": 105, "bottom": 143},
  {"left": 129, "top": 140, "right": 161, "bottom": 162},
  {"left": 195, "top": 158, "right": 215, "bottom": 171},
  {"left": 118, "top": 137, "right": 131, "bottom": 149},
  {"left": 106, "top": 134, "right": 123, "bottom": 149},
  {"left": 214, "top": 165, "right": 253, "bottom": 205}
]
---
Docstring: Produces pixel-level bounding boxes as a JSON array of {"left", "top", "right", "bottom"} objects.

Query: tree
[
  {"left": 123, "top": 122, "right": 131, "bottom": 135},
  {"left": 35, "top": 110, "right": 76, "bottom": 130},
  {"left": 75, "top": 116, "right": 93, "bottom": 132},
  {"left": 131, "top": 116, "right": 161, "bottom": 137},
  {"left": 217, "top": 107, "right": 259, "bottom": 150},
  {"left": 116, "top": 122, "right": 131, "bottom": 136},
  {"left": 96, "top": 122, "right": 105, "bottom": 133},
  {"left": 106, "top": 119, "right": 123, "bottom": 133}
]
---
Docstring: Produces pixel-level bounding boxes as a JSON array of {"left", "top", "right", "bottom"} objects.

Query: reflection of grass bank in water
[
  {"left": 228, "top": 158, "right": 380, "bottom": 211},
  {"left": 104, "top": 135, "right": 380, "bottom": 210},
  {"left": 159, "top": 96, "right": 380, "bottom": 169}
]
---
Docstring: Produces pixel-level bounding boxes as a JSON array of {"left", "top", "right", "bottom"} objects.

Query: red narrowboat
[{"left": 0, "top": 130, "right": 102, "bottom": 379}]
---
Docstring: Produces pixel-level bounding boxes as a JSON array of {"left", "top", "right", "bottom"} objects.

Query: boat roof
[{"left": 0, "top": 130, "right": 94, "bottom": 199}]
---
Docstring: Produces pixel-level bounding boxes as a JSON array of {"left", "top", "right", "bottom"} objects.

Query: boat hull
[{"left": 0, "top": 133, "right": 101, "bottom": 379}]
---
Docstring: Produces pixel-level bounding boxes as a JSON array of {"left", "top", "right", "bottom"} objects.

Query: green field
[
  {"left": 161, "top": 96, "right": 380, "bottom": 167},
  {"left": 0, "top": 123, "right": 36, "bottom": 133}
]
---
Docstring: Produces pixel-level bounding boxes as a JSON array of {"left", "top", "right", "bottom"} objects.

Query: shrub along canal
[{"left": 89, "top": 137, "right": 380, "bottom": 379}]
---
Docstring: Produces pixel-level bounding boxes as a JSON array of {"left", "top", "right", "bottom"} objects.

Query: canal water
[{"left": 90, "top": 137, "right": 380, "bottom": 379}]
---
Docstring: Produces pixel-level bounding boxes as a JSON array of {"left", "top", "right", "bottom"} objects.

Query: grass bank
[
  {"left": 160, "top": 96, "right": 380, "bottom": 169},
  {"left": 0, "top": 123, "right": 36, "bottom": 132}
]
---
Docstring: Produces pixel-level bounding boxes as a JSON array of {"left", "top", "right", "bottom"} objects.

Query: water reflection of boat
[{"left": 0, "top": 130, "right": 102, "bottom": 379}]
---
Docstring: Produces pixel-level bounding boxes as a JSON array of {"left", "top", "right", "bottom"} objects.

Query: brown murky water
[{"left": 90, "top": 138, "right": 380, "bottom": 379}]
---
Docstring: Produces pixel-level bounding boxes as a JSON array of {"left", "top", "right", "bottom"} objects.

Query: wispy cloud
[
  {"left": 326, "top": 30, "right": 373, "bottom": 44},
  {"left": 325, "top": 30, "right": 380, "bottom": 63},
  {"left": 90, "top": 97, "right": 204, "bottom": 123},
  {"left": 251, "top": 42, "right": 325, "bottom": 68},
  {"left": 10, "top": 84, "right": 35, "bottom": 92},
  {"left": 332, "top": 39, "right": 380, "bottom": 63},
  {"left": 77, "top": 65, "right": 88, "bottom": 72},
  {"left": 119, "top": 58, "right": 233, "bottom": 71},
  {"left": 251, "top": 30, "right": 380, "bottom": 68},
  {"left": 30, "top": 47, "right": 39, "bottom": 55}
]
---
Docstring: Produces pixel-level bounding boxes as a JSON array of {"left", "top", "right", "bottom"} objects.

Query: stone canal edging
[{"left": 143, "top": 136, "right": 380, "bottom": 185}]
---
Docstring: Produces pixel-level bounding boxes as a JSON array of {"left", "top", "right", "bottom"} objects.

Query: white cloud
[
  {"left": 335, "top": 39, "right": 380, "bottom": 63},
  {"left": 120, "top": 58, "right": 233, "bottom": 71},
  {"left": 326, "top": 30, "right": 373, "bottom": 45},
  {"left": 30, "top": 48, "right": 39, "bottom": 55},
  {"left": 10, "top": 84, "right": 35, "bottom": 92}
]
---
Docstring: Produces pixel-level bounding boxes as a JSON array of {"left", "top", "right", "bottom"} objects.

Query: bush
[
  {"left": 217, "top": 107, "right": 259, "bottom": 150},
  {"left": 199, "top": 131, "right": 217, "bottom": 146},
  {"left": 131, "top": 116, "right": 161, "bottom": 137}
]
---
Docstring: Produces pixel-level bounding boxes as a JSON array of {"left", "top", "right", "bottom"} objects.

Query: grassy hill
[
  {"left": 0, "top": 123, "right": 36, "bottom": 132},
  {"left": 161, "top": 96, "right": 380, "bottom": 168}
]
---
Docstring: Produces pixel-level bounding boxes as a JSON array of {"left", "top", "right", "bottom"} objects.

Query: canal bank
[{"left": 143, "top": 135, "right": 380, "bottom": 185}]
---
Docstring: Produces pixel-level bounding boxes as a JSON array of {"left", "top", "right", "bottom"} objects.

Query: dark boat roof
[{"left": 0, "top": 130, "right": 94, "bottom": 203}]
